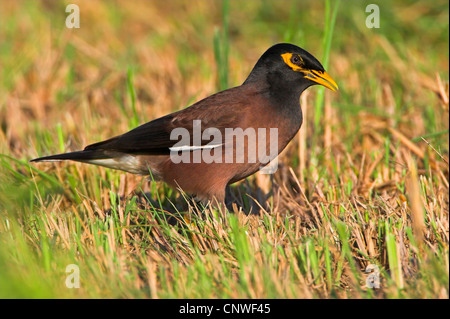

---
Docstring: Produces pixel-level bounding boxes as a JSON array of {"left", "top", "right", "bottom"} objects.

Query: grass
[
  {"left": 314, "top": 0, "right": 340, "bottom": 132},
  {"left": 0, "top": 0, "right": 448, "bottom": 299}
]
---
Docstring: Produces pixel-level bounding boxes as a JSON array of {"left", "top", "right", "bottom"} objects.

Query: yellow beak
[{"left": 304, "top": 70, "right": 338, "bottom": 92}]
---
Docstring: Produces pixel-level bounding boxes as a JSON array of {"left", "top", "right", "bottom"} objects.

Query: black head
[{"left": 244, "top": 43, "right": 338, "bottom": 95}]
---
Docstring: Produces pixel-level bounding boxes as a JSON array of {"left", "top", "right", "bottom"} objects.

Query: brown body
[
  {"left": 93, "top": 83, "right": 302, "bottom": 202},
  {"left": 160, "top": 100, "right": 300, "bottom": 202}
]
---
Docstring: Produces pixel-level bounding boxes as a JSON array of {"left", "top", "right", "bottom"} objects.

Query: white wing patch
[{"left": 169, "top": 143, "right": 223, "bottom": 152}]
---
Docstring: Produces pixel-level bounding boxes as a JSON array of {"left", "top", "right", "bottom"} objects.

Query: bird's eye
[{"left": 291, "top": 54, "right": 302, "bottom": 66}]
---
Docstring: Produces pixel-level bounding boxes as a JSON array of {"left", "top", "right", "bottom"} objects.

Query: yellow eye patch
[{"left": 281, "top": 53, "right": 304, "bottom": 71}]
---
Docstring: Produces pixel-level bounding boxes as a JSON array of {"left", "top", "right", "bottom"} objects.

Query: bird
[{"left": 31, "top": 43, "right": 338, "bottom": 206}]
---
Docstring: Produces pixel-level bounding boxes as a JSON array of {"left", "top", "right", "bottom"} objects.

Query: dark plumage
[{"left": 31, "top": 43, "right": 338, "bottom": 204}]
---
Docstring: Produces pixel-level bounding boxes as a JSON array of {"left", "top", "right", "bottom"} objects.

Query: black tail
[{"left": 30, "top": 150, "right": 110, "bottom": 163}]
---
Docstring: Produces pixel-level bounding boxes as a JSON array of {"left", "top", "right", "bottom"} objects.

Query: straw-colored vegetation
[{"left": 0, "top": 0, "right": 448, "bottom": 298}]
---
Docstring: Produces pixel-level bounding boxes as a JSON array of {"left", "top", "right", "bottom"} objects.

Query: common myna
[{"left": 31, "top": 43, "right": 338, "bottom": 204}]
